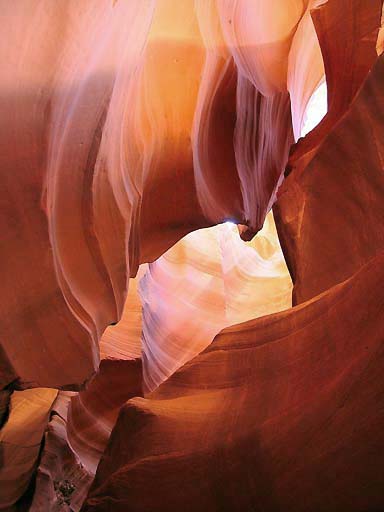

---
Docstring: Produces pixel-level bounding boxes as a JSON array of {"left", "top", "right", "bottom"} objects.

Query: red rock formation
[
  {"left": 82, "top": 4, "right": 384, "bottom": 510},
  {"left": 140, "top": 215, "right": 291, "bottom": 392},
  {"left": 53, "top": 214, "right": 289, "bottom": 498},
  {"left": 82, "top": 250, "right": 384, "bottom": 512},
  {"left": 67, "top": 358, "right": 142, "bottom": 473},
  {"left": 99, "top": 267, "right": 146, "bottom": 361},
  {"left": 30, "top": 392, "right": 94, "bottom": 512},
  {"left": 285, "top": 0, "right": 382, "bottom": 175},
  {"left": 1, "top": 0, "right": 297, "bottom": 392},
  {"left": 1, "top": 0, "right": 384, "bottom": 510},
  {"left": 275, "top": 18, "right": 384, "bottom": 304},
  {"left": 0, "top": 388, "right": 57, "bottom": 509}
]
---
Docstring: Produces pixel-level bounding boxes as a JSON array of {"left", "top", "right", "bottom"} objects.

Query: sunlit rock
[
  {"left": 1, "top": 0, "right": 384, "bottom": 510},
  {"left": 83, "top": 251, "right": 384, "bottom": 512},
  {"left": 140, "top": 213, "right": 291, "bottom": 392}
]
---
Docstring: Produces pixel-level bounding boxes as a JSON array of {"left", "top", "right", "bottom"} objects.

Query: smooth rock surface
[{"left": 83, "top": 251, "right": 384, "bottom": 512}]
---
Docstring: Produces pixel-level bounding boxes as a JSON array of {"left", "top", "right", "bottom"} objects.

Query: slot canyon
[{"left": 1, "top": 1, "right": 384, "bottom": 510}]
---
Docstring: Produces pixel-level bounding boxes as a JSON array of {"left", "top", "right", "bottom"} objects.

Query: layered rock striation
[{"left": 1, "top": 0, "right": 384, "bottom": 510}]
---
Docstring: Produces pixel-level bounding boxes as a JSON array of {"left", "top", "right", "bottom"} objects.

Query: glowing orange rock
[
  {"left": 30, "top": 392, "right": 94, "bottom": 512},
  {"left": 1, "top": 1, "right": 384, "bottom": 511},
  {"left": 82, "top": 250, "right": 384, "bottom": 512},
  {"left": 0, "top": 388, "right": 57, "bottom": 509},
  {"left": 275, "top": 2, "right": 384, "bottom": 304},
  {"left": 140, "top": 215, "right": 291, "bottom": 392},
  {"left": 1, "top": 0, "right": 297, "bottom": 391},
  {"left": 67, "top": 358, "right": 142, "bottom": 473}
]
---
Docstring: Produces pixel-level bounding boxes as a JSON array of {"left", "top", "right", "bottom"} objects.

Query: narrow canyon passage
[{"left": 1, "top": 1, "right": 384, "bottom": 511}]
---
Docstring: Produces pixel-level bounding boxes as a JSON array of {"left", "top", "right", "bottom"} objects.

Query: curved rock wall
[{"left": 1, "top": 0, "right": 384, "bottom": 510}]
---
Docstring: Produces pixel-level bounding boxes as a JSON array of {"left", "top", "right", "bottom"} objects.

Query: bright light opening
[{"left": 300, "top": 81, "right": 328, "bottom": 139}]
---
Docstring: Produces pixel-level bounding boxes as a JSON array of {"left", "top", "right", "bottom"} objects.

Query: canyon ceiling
[{"left": 1, "top": 0, "right": 384, "bottom": 511}]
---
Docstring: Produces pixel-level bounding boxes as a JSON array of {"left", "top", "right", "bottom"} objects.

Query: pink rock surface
[
  {"left": 0, "top": 0, "right": 309, "bottom": 390},
  {"left": 140, "top": 215, "right": 291, "bottom": 392},
  {"left": 275, "top": 4, "right": 384, "bottom": 304},
  {"left": 1, "top": 1, "right": 384, "bottom": 510},
  {"left": 67, "top": 358, "right": 142, "bottom": 473},
  {"left": 83, "top": 250, "right": 384, "bottom": 512}
]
